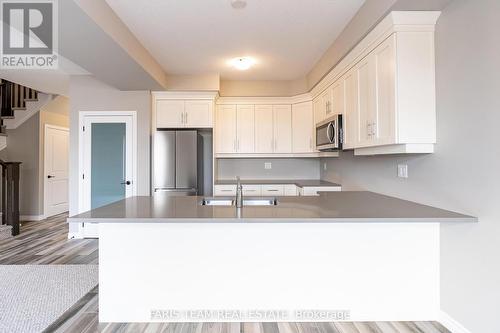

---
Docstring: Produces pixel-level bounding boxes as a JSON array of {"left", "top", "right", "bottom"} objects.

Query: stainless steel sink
[
  {"left": 201, "top": 198, "right": 234, "bottom": 206},
  {"left": 200, "top": 197, "right": 278, "bottom": 206},
  {"left": 243, "top": 198, "right": 278, "bottom": 206}
]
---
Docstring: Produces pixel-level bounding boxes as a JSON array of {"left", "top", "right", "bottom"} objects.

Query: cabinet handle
[
  {"left": 185, "top": 112, "right": 188, "bottom": 125},
  {"left": 371, "top": 121, "right": 376, "bottom": 136}
]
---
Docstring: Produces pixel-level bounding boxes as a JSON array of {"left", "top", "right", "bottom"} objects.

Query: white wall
[
  {"left": 217, "top": 158, "right": 320, "bottom": 180},
  {"left": 321, "top": 1, "right": 500, "bottom": 331},
  {"left": 68, "top": 75, "right": 151, "bottom": 232}
]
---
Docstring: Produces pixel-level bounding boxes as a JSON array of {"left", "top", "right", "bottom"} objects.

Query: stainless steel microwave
[{"left": 316, "top": 114, "right": 343, "bottom": 151}]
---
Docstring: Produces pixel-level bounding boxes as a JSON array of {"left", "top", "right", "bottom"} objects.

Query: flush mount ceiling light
[
  {"left": 230, "top": 0, "right": 247, "bottom": 9},
  {"left": 229, "top": 57, "right": 256, "bottom": 71}
]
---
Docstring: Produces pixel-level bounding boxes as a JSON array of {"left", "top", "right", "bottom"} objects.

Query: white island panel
[{"left": 99, "top": 222, "right": 439, "bottom": 323}]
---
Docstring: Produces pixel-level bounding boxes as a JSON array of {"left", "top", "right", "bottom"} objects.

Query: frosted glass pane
[{"left": 91, "top": 123, "right": 126, "bottom": 209}]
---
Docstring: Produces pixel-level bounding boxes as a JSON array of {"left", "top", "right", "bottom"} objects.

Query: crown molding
[{"left": 152, "top": 91, "right": 219, "bottom": 100}]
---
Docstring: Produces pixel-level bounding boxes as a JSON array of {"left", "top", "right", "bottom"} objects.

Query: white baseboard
[
  {"left": 439, "top": 311, "right": 471, "bottom": 333},
  {"left": 20, "top": 215, "right": 46, "bottom": 221}
]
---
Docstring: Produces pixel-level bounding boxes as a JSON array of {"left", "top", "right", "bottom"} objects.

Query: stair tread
[
  {"left": 0, "top": 133, "right": 7, "bottom": 137},
  {"left": 12, "top": 107, "right": 26, "bottom": 110},
  {"left": 1, "top": 116, "right": 15, "bottom": 119}
]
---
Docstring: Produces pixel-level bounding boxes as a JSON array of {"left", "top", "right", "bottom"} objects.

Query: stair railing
[{"left": 0, "top": 160, "right": 21, "bottom": 236}]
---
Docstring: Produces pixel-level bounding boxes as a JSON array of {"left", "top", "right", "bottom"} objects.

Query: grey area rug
[
  {"left": 0, "top": 265, "right": 98, "bottom": 333},
  {"left": 0, "top": 225, "right": 12, "bottom": 240}
]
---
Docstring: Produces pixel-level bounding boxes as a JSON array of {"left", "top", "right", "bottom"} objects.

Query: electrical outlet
[
  {"left": 323, "top": 162, "right": 327, "bottom": 171},
  {"left": 397, "top": 164, "right": 408, "bottom": 178},
  {"left": 264, "top": 162, "right": 272, "bottom": 170}
]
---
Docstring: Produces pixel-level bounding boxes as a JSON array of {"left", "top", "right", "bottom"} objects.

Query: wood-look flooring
[{"left": 0, "top": 214, "right": 450, "bottom": 333}]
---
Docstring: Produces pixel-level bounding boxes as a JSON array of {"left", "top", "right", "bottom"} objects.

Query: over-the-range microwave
[{"left": 316, "top": 114, "right": 343, "bottom": 151}]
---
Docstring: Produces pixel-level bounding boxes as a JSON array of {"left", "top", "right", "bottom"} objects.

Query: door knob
[
  {"left": 121, "top": 181, "right": 131, "bottom": 185},
  {"left": 47, "top": 175, "right": 55, "bottom": 179}
]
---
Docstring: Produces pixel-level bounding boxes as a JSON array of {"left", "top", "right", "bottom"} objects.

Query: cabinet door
[
  {"left": 331, "top": 80, "right": 345, "bottom": 116},
  {"left": 321, "top": 87, "right": 333, "bottom": 119},
  {"left": 184, "top": 100, "right": 212, "bottom": 128},
  {"left": 313, "top": 96, "right": 324, "bottom": 125},
  {"left": 216, "top": 105, "right": 237, "bottom": 153},
  {"left": 156, "top": 100, "right": 184, "bottom": 128},
  {"left": 372, "top": 36, "right": 396, "bottom": 146},
  {"left": 343, "top": 69, "right": 358, "bottom": 149},
  {"left": 236, "top": 105, "right": 255, "bottom": 153},
  {"left": 254, "top": 105, "right": 274, "bottom": 153},
  {"left": 273, "top": 105, "right": 292, "bottom": 153},
  {"left": 292, "top": 102, "right": 314, "bottom": 153},
  {"left": 356, "top": 56, "right": 376, "bottom": 147}
]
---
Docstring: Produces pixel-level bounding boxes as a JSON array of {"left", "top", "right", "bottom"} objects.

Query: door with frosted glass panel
[{"left": 81, "top": 114, "right": 135, "bottom": 237}]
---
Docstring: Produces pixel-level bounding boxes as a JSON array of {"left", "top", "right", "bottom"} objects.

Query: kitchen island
[{"left": 68, "top": 192, "right": 476, "bottom": 323}]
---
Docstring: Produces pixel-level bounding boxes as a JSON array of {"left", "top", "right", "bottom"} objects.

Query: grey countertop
[
  {"left": 215, "top": 179, "right": 341, "bottom": 187},
  {"left": 67, "top": 191, "right": 477, "bottom": 223}
]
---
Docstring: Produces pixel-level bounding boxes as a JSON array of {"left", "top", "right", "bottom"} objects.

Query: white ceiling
[{"left": 105, "top": 0, "right": 365, "bottom": 81}]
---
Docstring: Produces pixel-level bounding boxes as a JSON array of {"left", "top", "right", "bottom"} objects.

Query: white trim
[
  {"left": 215, "top": 152, "right": 339, "bottom": 159},
  {"left": 439, "top": 311, "right": 472, "bottom": 333},
  {"left": 43, "top": 124, "right": 70, "bottom": 218},
  {"left": 78, "top": 111, "right": 138, "bottom": 216},
  {"left": 152, "top": 91, "right": 219, "bottom": 100},
  {"left": 20, "top": 215, "right": 46, "bottom": 221},
  {"left": 217, "top": 93, "right": 312, "bottom": 106},
  {"left": 353, "top": 144, "right": 435, "bottom": 156}
]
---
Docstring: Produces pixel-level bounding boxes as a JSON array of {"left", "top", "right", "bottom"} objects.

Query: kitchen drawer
[
  {"left": 214, "top": 185, "right": 236, "bottom": 196},
  {"left": 261, "top": 185, "right": 284, "bottom": 196},
  {"left": 301, "top": 186, "right": 341, "bottom": 196},
  {"left": 242, "top": 185, "right": 262, "bottom": 196},
  {"left": 283, "top": 184, "right": 298, "bottom": 196}
]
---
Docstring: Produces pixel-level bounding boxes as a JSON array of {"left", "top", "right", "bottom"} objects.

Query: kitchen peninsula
[{"left": 68, "top": 192, "right": 475, "bottom": 324}]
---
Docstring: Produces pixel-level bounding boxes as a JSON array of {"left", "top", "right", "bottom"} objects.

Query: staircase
[{"left": 0, "top": 79, "right": 51, "bottom": 151}]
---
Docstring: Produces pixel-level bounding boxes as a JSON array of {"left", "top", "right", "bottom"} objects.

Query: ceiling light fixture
[
  {"left": 229, "top": 57, "right": 256, "bottom": 71},
  {"left": 230, "top": 0, "right": 247, "bottom": 9}
]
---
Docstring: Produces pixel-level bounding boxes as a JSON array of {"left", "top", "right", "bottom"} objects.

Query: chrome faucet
[{"left": 236, "top": 176, "right": 243, "bottom": 208}]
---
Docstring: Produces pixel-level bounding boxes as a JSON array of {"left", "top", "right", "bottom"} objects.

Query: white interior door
[
  {"left": 44, "top": 125, "right": 69, "bottom": 218},
  {"left": 80, "top": 113, "right": 136, "bottom": 238}
]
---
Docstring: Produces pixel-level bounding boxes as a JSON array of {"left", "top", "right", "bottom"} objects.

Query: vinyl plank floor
[{"left": 0, "top": 214, "right": 449, "bottom": 333}]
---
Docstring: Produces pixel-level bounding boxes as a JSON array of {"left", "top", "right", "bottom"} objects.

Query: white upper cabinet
[
  {"left": 311, "top": 11, "right": 440, "bottom": 155},
  {"left": 156, "top": 100, "right": 184, "bottom": 128},
  {"left": 254, "top": 105, "right": 274, "bottom": 153},
  {"left": 184, "top": 100, "right": 213, "bottom": 128},
  {"left": 216, "top": 105, "right": 237, "bottom": 153},
  {"left": 236, "top": 105, "right": 255, "bottom": 153},
  {"left": 342, "top": 69, "right": 358, "bottom": 150},
  {"left": 273, "top": 105, "right": 292, "bottom": 153},
  {"left": 292, "top": 102, "right": 314, "bottom": 153},
  {"left": 153, "top": 92, "right": 216, "bottom": 129}
]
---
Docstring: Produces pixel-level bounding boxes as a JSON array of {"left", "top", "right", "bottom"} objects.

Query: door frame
[
  {"left": 78, "top": 111, "right": 138, "bottom": 215},
  {"left": 43, "top": 124, "right": 70, "bottom": 219}
]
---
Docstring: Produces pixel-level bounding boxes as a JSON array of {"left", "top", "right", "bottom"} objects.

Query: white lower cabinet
[
  {"left": 213, "top": 185, "right": 236, "bottom": 196},
  {"left": 284, "top": 184, "right": 298, "bottom": 196},
  {"left": 300, "top": 186, "right": 342, "bottom": 196},
  {"left": 214, "top": 184, "right": 299, "bottom": 197},
  {"left": 261, "top": 185, "right": 284, "bottom": 196},
  {"left": 242, "top": 185, "right": 261, "bottom": 196}
]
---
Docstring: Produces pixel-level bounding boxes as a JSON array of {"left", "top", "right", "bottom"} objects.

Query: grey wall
[
  {"left": 68, "top": 75, "right": 151, "bottom": 233},
  {"left": 320, "top": 1, "right": 500, "bottom": 331},
  {"left": 217, "top": 158, "right": 320, "bottom": 180}
]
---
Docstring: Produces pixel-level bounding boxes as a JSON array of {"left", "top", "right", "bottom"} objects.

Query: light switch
[
  {"left": 397, "top": 164, "right": 408, "bottom": 178},
  {"left": 264, "top": 162, "right": 272, "bottom": 170}
]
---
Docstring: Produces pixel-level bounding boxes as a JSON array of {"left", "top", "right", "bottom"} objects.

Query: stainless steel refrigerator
[{"left": 153, "top": 129, "right": 212, "bottom": 196}]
